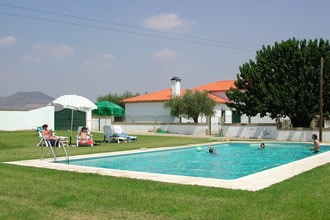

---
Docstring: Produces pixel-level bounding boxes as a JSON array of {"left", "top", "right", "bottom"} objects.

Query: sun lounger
[
  {"left": 112, "top": 125, "right": 137, "bottom": 142},
  {"left": 103, "top": 125, "right": 127, "bottom": 143}
]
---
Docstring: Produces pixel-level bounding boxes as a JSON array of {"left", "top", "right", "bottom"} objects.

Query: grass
[{"left": 1, "top": 130, "right": 330, "bottom": 219}]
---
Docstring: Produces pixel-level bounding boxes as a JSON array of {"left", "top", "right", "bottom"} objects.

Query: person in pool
[
  {"left": 260, "top": 143, "right": 265, "bottom": 150},
  {"left": 310, "top": 134, "right": 320, "bottom": 153},
  {"left": 208, "top": 145, "right": 216, "bottom": 154}
]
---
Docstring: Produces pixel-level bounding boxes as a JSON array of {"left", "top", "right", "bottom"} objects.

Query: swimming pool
[
  {"left": 61, "top": 142, "right": 330, "bottom": 180},
  {"left": 8, "top": 141, "right": 330, "bottom": 191}
]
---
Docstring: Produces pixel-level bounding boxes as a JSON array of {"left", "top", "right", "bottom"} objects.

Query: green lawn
[{"left": 1, "top": 130, "right": 329, "bottom": 219}]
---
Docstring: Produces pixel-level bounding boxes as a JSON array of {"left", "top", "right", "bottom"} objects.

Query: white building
[{"left": 122, "top": 77, "right": 273, "bottom": 128}]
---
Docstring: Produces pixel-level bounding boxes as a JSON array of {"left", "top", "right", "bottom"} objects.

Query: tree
[
  {"left": 164, "top": 90, "right": 216, "bottom": 123},
  {"left": 97, "top": 91, "right": 140, "bottom": 109},
  {"left": 226, "top": 38, "right": 330, "bottom": 127},
  {"left": 163, "top": 96, "right": 185, "bottom": 119}
]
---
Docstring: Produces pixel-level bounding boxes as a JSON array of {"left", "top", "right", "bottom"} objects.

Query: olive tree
[{"left": 164, "top": 90, "right": 216, "bottom": 123}]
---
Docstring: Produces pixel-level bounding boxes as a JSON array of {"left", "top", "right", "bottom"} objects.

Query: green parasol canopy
[{"left": 93, "top": 101, "right": 125, "bottom": 117}]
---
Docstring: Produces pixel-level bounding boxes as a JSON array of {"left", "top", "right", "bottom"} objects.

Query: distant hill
[{"left": 0, "top": 92, "right": 54, "bottom": 111}]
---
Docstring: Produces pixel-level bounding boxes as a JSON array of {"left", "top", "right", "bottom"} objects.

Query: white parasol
[{"left": 52, "top": 94, "right": 97, "bottom": 144}]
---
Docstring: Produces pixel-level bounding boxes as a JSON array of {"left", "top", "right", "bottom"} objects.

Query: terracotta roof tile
[
  {"left": 193, "top": 79, "right": 236, "bottom": 92},
  {"left": 122, "top": 88, "right": 186, "bottom": 103},
  {"left": 122, "top": 79, "right": 236, "bottom": 103}
]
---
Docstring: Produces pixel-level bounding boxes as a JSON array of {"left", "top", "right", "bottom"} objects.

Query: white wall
[
  {"left": 222, "top": 125, "right": 330, "bottom": 142},
  {"left": 125, "top": 102, "right": 175, "bottom": 122},
  {"left": 125, "top": 102, "right": 235, "bottom": 124},
  {"left": 0, "top": 106, "right": 94, "bottom": 131},
  {"left": 125, "top": 102, "right": 168, "bottom": 116},
  {"left": 91, "top": 117, "right": 112, "bottom": 131},
  {"left": 240, "top": 114, "right": 276, "bottom": 124},
  {"left": 0, "top": 106, "right": 55, "bottom": 131},
  {"left": 110, "top": 124, "right": 330, "bottom": 142},
  {"left": 101, "top": 124, "right": 209, "bottom": 136}
]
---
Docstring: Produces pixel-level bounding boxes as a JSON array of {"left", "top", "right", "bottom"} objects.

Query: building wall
[
  {"left": 125, "top": 102, "right": 169, "bottom": 116},
  {"left": 0, "top": 106, "right": 55, "bottom": 131},
  {"left": 0, "top": 106, "right": 93, "bottom": 131},
  {"left": 125, "top": 102, "right": 175, "bottom": 123},
  {"left": 124, "top": 102, "right": 235, "bottom": 124}
]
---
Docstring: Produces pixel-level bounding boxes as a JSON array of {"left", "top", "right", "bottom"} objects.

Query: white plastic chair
[
  {"left": 37, "top": 130, "right": 46, "bottom": 147},
  {"left": 76, "top": 126, "right": 93, "bottom": 147},
  {"left": 103, "top": 125, "right": 127, "bottom": 143},
  {"left": 37, "top": 130, "right": 63, "bottom": 147},
  {"left": 112, "top": 125, "right": 137, "bottom": 142}
]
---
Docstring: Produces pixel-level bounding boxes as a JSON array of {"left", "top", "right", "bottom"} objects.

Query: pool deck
[{"left": 5, "top": 145, "right": 330, "bottom": 191}]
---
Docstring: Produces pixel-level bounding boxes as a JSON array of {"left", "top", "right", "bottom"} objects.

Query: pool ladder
[{"left": 38, "top": 139, "right": 69, "bottom": 163}]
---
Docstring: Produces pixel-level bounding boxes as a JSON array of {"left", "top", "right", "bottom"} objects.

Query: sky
[{"left": 1, "top": 0, "right": 330, "bottom": 102}]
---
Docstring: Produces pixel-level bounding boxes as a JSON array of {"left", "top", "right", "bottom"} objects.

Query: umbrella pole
[{"left": 70, "top": 109, "right": 74, "bottom": 146}]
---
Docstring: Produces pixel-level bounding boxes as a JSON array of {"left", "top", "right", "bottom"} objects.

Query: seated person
[
  {"left": 41, "top": 124, "right": 59, "bottom": 146},
  {"left": 78, "top": 127, "right": 94, "bottom": 146}
]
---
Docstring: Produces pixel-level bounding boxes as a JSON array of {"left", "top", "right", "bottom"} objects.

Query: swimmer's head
[{"left": 312, "top": 134, "right": 317, "bottom": 140}]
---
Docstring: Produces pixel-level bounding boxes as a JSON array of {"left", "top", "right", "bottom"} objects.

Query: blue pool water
[{"left": 64, "top": 142, "right": 330, "bottom": 180}]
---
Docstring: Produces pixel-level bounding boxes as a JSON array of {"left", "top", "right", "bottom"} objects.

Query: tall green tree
[
  {"left": 226, "top": 38, "right": 330, "bottom": 127},
  {"left": 97, "top": 91, "right": 140, "bottom": 109},
  {"left": 164, "top": 90, "right": 216, "bottom": 123}
]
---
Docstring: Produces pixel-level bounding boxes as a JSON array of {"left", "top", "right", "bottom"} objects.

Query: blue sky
[{"left": 1, "top": 0, "right": 330, "bottom": 102}]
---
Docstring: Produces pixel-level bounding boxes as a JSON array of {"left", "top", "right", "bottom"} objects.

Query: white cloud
[
  {"left": 21, "top": 54, "right": 43, "bottom": 63},
  {"left": 143, "top": 13, "right": 196, "bottom": 32},
  {"left": 101, "top": 53, "right": 115, "bottom": 60},
  {"left": 153, "top": 49, "right": 178, "bottom": 61},
  {"left": 33, "top": 44, "right": 74, "bottom": 59},
  {"left": 83, "top": 53, "right": 116, "bottom": 68},
  {"left": 0, "top": 35, "right": 16, "bottom": 47}
]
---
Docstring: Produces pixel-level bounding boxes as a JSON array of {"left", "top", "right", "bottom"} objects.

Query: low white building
[{"left": 122, "top": 77, "right": 276, "bottom": 135}]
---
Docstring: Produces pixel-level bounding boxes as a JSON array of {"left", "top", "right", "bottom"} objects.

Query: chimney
[{"left": 171, "top": 76, "right": 181, "bottom": 98}]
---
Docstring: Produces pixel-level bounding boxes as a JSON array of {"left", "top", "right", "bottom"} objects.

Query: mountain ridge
[{"left": 0, "top": 91, "right": 54, "bottom": 111}]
